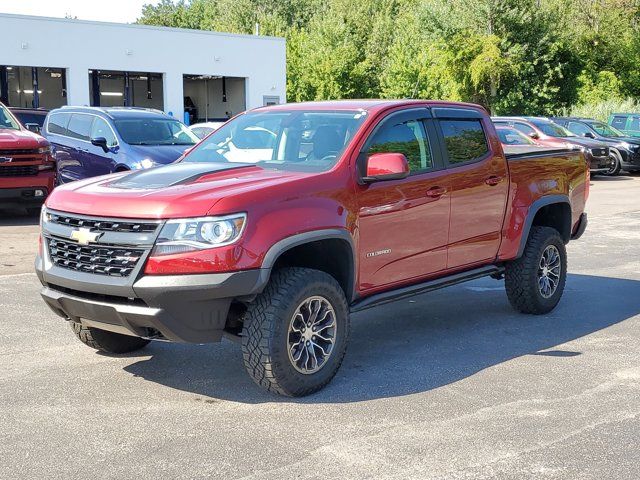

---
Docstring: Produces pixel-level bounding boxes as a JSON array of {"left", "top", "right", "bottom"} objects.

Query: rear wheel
[
  {"left": 70, "top": 322, "right": 150, "bottom": 354},
  {"left": 505, "top": 226, "right": 567, "bottom": 314},
  {"left": 241, "top": 267, "right": 350, "bottom": 397}
]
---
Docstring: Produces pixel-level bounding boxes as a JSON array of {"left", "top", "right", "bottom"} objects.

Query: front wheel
[
  {"left": 603, "top": 151, "right": 622, "bottom": 176},
  {"left": 241, "top": 267, "right": 350, "bottom": 397},
  {"left": 505, "top": 226, "right": 567, "bottom": 314}
]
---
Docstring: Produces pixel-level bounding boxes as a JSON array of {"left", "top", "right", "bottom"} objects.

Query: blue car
[{"left": 43, "top": 107, "right": 199, "bottom": 184}]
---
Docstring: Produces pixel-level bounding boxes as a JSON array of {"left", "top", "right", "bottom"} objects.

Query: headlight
[
  {"left": 40, "top": 206, "right": 50, "bottom": 226},
  {"left": 151, "top": 213, "right": 247, "bottom": 256},
  {"left": 138, "top": 158, "right": 156, "bottom": 169},
  {"left": 37, "top": 146, "right": 52, "bottom": 154}
]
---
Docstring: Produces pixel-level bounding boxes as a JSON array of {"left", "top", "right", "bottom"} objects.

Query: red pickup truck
[
  {"left": 36, "top": 100, "right": 589, "bottom": 396},
  {"left": 0, "top": 102, "right": 56, "bottom": 211}
]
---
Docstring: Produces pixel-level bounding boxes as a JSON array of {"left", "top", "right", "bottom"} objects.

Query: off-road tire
[
  {"left": 241, "top": 267, "right": 350, "bottom": 397},
  {"left": 505, "top": 226, "right": 567, "bottom": 314},
  {"left": 70, "top": 323, "right": 150, "bottom": 354}
]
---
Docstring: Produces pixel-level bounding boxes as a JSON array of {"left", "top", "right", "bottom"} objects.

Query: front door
[{"left": 356, "top": 109, "right": 451, "bottom": 293}]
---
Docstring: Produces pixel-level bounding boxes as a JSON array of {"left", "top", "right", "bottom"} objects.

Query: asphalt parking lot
[{"left": 1, "top": 174, "right": 639, "bottom": 480}]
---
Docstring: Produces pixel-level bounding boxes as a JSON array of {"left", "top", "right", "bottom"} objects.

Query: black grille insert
[
  {"left": 47, "top": 237, "right": 145, "bottom": 277},
  {"left": 0, "top": 148, "right": 40, "bottom": 156},
  {"left": 48, "top": 213, "right": 159, "bottom": 233},
  {"left": 0, "top": 165, "right": 39, "bottom": 177}
]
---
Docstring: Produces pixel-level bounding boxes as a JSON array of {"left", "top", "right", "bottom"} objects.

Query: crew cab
[
  {"left": 36, "top": 100, "right": 589, "bottom": 396},
  {"left": 0, "top": 102, "right": 56, "bottom": 212},
  {"left": 493, "top": 116, "right": 614, "bottom": 173}
]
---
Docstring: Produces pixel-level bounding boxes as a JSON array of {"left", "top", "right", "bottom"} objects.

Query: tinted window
[
  {"left": 496, "top": 127, "right": 534, "bottom": 145},
  {"left": 567, "top": 121, "right": 592, "bottom": 136},
  {"left": 611, "top": 116, "right": 627, "bottom": 130},
  {"left": 67, "top": 114, "right": 94, "bottom": 141},
  {"left": 512, "top": 122, "right": 536, "bottom": 136},
  {"left": 630, "top": 116, "right": 640, "bottom": 130},
  {"left": 588, "top": 121, "right": 624, "bottom": 137},
  {"left": 440, "top": 120, "right": 489, "bottom": 164},
  {"left": 47, "top": 112, "right": 72, "bottom": 136},
  {"left": 90, "top": 117, "right": 118, "bottom": 147},
  {"left": 366, "top": 118, "right": 432, "bottom": 173},
  {"left": 530, "top": 120, "right": 574, "bottom": 137}
]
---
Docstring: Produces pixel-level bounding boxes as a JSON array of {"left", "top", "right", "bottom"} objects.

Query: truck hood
[
  {"left": 46, "top": 162, "right": 309, "bottom": 219},
  {"left": 0, "top": 128, "right": 48, "bottom": 149},
  {"left": 128, "top": 144, "right": 193, "bottom": 165}
]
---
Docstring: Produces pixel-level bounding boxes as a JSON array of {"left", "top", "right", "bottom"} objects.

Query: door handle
[
  {"left": 485, "top": 176, "right": 503, "bottom": 186},
  {"left": 426, "top": 186, "right": 447, "bottom": 198}
]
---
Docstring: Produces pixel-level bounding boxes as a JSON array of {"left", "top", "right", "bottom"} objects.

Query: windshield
[
  {"left": 183, "top": 110, "right": 368, "bottom": 172},
  {"left": 0, "top": 105, "right": 21, "bottom": 130},
  {"left": 588, "top": 121, "right": 625, "bottom": 138},
  {"left": 496, "top": 127, "right": 535, "bottom": 145},
  {"left": 115, "top": 118, "right": 198, "bottom": 146},
  {"left": 531, "top": 120, "right": 575, "bottom": 138}
]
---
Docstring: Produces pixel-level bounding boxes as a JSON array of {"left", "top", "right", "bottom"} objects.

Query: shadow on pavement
[
  {"left": 0, "top": 208, "right": 40, "bottom": 227},
  {"left": 123, "top": 273, "right": 640, "bottom": 403}
]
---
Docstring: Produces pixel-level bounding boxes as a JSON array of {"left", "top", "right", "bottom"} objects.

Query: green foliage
[
  {"left": 566, "top": 98, "right": 640, "bottom": 123},
  {"left": 138, "top": 0, "right": 640, "bottom": 115}
]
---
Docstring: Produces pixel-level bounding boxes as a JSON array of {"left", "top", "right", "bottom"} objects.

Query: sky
[{"left": 0, "top": 0, "right": 159, "bottom": 24}]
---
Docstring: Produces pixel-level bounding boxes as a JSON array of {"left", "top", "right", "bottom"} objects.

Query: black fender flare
[
  {"left": 258, "top": 229, "right": 357, "bottom": 302},
  {"left": 516, "top": 194, "right": 571, "bottom": 258}
]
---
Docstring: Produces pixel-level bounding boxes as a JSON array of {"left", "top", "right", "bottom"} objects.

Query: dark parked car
[
  {"left": 493, "top": 116, "right": 614, "bottom": 173},
  {"left": 9, "top": 107, "right": 49, "bottom": 134},
  {"left": 609, "top": 113, "right": 640, "bottom": 138},
  {"left": 552, "top": 117, "right": 640, "bottom": 175},
  {"left": 43, "top": 107, "right": 198, "bottom": 184}
]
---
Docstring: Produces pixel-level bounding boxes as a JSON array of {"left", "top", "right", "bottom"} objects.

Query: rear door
[
  {"left": 356, "top": 108, "right": 451, "bottom": 292},
  {"left": 433, "top": 108, "right": 509, "bottom": 269},
  {"left": 45, "top": 112, "right": 79, "bottom": 184}
]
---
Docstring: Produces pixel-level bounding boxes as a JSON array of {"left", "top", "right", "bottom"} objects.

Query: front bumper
[
  {"left": 588, "top": 155, "right": 614, "bottom": 172},
  {"left": 620, "top": 150, "right": 640, "bottom": 171},
  {"left": 0, "top": 186, "right": 49, "bottom": 208},
  {"left": 37, "top": 265, "right": 267, "bottom": 343}
]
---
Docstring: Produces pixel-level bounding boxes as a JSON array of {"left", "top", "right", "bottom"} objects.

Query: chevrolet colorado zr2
[{"left": 36, "top": 100, "right": 589, "bottom": 397}]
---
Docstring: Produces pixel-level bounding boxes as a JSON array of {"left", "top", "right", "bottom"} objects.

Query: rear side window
[
  {"left": 366, "top": 119, "right": 433, "bottom": 174},
  {"left": 611, "top": 116, "right": 627, "bottom": 130},
  {"left": 47, "top": 112, "right": 72, "bottom": 136},
  {"left": 67, "top": 114, "right": 94, "bottom": 141},
  {"left": 440, "top": 119, "right": 489, "bottom": 164},
  {"left": 630, "top": 116, "right": 640, "bottom": 130}
]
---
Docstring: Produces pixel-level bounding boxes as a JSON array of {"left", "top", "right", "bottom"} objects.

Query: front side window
[
  {"left": 0, "top": 105, "right": 20, "bottom": 130},
  {"left": 67, "top": 114, "right": 94, "bottom": 141},
  {"left": 531, "top": 120, "right": 575, "bottom": 138},
  {"left": 512, "top": 122, "right": 536, "bottom": 136},
  {"left": 183, "top": 110, "right": 367, "bottom": 172},
  {"left": 90, "top": 117, "right": 118, "bottom": 147},
  {"left": 611, "top": 116, "right": 627, "bottom": 130},
  {"left": 47, "top": 112, "right": 71, "bottom": 136},
  {"left": 567, "top": 121, "right": 593, "bottom": 137},
  {"left": 440, "top": 119, "right": 489, "bottom": 164},
  {"left": 366, "top": 118, "right": 432, "bottom": 173},
  {"left": 115, "top": 118, "right": 198, "bottom": 146},
  {"left": 587, "top": 121, "right": 624, "bottom": 138}
]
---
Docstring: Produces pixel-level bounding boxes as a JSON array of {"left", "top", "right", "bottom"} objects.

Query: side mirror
[
  {"left": 25, "top": 123, "right": 41, "bottom": 134},
  {"left": 528, "top": 132, "right": 540, "bottom": 140},
  {"left": 583, "top": 131, "right": 595, "bottom": 139},
  {"left": 362, "top": 152, "right": 410, "bottom": 183},
  {"left": 91, "top": 137, "right": 110, "bottom": 153}
]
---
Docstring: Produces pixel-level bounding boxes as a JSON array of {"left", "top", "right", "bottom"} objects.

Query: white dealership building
[{"left": 0, "top": 13, "right": 286, "bottom": 124}]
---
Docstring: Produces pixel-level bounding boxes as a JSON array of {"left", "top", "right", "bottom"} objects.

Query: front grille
[
  {"left": 590, "top": 147, "right": 609, "bottom": 157},
  {"left": 47, "top": 237, "right": 145, "bottom": 277},
  {"left": 0, "top": 148, "right": 40, "bottom": 156},
  {"left": 0, "top": 165, "right": 39, "bottom": 176},
  {"left": 48, "top": 212, "right": 159, "bottom": 233}
]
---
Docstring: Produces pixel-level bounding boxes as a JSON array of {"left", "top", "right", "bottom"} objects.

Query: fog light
[{"left": 34, "top": 189, "right": 44, "bottom": 197}]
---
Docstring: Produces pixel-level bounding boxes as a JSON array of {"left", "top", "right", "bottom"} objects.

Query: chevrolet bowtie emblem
[{"left": 70, "top": 228, "right": 103, "bottom": 246}]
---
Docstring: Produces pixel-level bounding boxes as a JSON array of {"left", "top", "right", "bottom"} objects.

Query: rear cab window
[
  {"left": 439, "top": 118, "right": 489, "bottom": 165},
  {"left": 611, "top": 116, "right": 627, "bottom": 130},
  {"left": 630, "top": 116, "right": 640, "bottom": 131}
]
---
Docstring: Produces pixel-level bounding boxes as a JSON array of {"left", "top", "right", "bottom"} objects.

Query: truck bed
[{"left": 503, "top": 145, "right": 578, "bottom": 160}]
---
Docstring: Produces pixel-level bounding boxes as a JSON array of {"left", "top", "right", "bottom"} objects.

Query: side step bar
[{"left": 350, "top": 265, "right": 505, "bottom": 313}]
